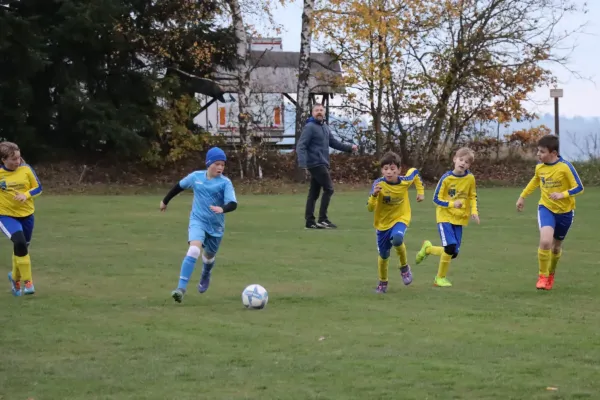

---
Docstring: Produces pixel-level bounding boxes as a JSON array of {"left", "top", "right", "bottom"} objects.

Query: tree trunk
[
  {"left": 226, "top": 0, "right": 253, "bottom": 179},
  {"left": 294, "top": 0, "right": 315, "bottom": 182}
]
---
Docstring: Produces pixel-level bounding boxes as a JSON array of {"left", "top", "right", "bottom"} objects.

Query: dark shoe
[
  {"left": 318, "top": 219, "right": 337, "bottom": 229},
  {"left": 305, "top": 221, "right": 324, "bottom": 229}
]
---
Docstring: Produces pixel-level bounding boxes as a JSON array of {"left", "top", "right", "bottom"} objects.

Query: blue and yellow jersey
[
  {"left": 433, "top": 171, "right": 478, "bottom": 226},
  {"left": 0, "top": 163, "right": 42, "bottom": 217},
  {"left": 520, "top": 157, "right": 583, "bottom": 214},
  {"left": 367, "top": 168, "right": 424, "bottom": 231}
]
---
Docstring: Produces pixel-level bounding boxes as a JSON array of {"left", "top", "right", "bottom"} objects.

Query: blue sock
[
  {"left": 178, "top": 256, "right": 198, "bottom": 290},
  {"left": 201, "top": 255, "right": 216, "bottom": 278}
]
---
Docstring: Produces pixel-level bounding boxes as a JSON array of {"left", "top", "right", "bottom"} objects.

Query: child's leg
[
  {"left": 0, "top": 216, "right": 29, "bottom": 295},
  {"left": 434, "top": 223, "right": 459, "bottom": 287},
  {"left": 171, "top": 221, "right": 205, "bottom": 303},
  {"left": 547, "top": 210, "right": 574, "bottom": 289},
  {"left": 390, "top": 222, "right": 412, "bottom": 285},
  {"left": 415, "top": 240, "right": 443, "bottom": 264},
  {"left": 376, "top": 229, "right": 392, "bottom": 292},
  {"left": 537, "top": 206, "right": 556, "bottom": 289},
  {"left": 177, "top": 240, "right": 202, "bottom": 291},
  {"left": 20, "top": 215, "right": 35, "bottom": 294},
  {"left": 197, "top": 234, "right": 223, "bottom": 293}
]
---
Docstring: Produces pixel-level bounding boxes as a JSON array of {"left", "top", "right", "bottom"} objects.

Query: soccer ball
[{"left": 242, "top": 284, "right": 268, "bottom": 309}]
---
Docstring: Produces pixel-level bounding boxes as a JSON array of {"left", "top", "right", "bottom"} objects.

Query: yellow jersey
[
  {"left": 367, "top": 168, "right": 424, "bottom": 231},
  {"left": 520, "top": 157, "right": 584, "bottom": 214},
  {"left": 0, "top": 163, "right": 42, "bottom": 217},
  {"left": 433, "top": 170, "right": 478, "bottom": 226}
]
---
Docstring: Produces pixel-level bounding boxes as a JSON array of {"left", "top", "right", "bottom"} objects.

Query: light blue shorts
[{"left": 189, "top": 220, "right": 223, "bottom": 255}]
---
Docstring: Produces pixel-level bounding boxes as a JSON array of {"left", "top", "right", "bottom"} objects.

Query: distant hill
[{"left": 280, "top": 106, "right": 600, "bottom": 160}]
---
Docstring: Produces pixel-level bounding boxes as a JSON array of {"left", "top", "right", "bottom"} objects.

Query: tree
[
  {"left": 294, "top": 0, "right": 315, "bottom": 180},
  {"left": 315, "top": 0, "right": 443, "bottom": 158},
  {"left": 409, "top": 0, "right": 583, "bottom": 163},
  {"left": 315, "top": 0, "right": 586, "bottom": 166},
  {"left": 0, "top": 0, "right": 236, "bottom": 162}
]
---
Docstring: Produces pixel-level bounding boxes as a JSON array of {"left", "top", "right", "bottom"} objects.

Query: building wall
[{"left": 193, "top": 38, "right": 285, "bottom": 142}]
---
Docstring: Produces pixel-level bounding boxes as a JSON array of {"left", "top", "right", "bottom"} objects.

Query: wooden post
[{"left": 550, "top": 88, "right": 563, "bottom": 137}]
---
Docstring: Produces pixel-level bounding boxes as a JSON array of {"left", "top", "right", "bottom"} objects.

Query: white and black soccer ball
[{"left": 242, "top": 284, "right": 268, "bottom": 309}]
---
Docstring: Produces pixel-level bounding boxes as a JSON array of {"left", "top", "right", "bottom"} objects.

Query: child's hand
[
  {"left": 453, "top": 200, "right": 463, "bottom": 208},
  {"left": 416, "top": 194, "right": 424, "bottom": 202},
  {"left": 210, "top": 205, "right": 224, "bottom": 214},
  {"left": 159, "top": 201, "right": 167, "bottom": 212},
  {"left": 549, "top": 192, "right": 565, "bottom": 200},
  {"left": 372, "top": 184, "right": 382, "bottom": 196},
  {"left": 471, "top": 214, "right": 480, "bottom": 224},
  {"left": 14, "top": 193, "right": 27, "bottom": 203},
  {"left": 516, "top": 197, "right": 525, "bottom": 212}
]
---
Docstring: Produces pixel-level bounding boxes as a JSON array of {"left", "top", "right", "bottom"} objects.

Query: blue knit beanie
[{"left": 206, "top": 147, "right": 227, "bottom": 167}]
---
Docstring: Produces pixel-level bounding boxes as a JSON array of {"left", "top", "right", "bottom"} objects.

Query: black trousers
[{"left": 305, "top": 165, "right": 334, "bottom": 222}]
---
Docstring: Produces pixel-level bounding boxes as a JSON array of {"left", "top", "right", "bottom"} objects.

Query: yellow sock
[
  {"left": 538, "top": 248, "right": 551, "bottom": 277},
  {"left": 394, "top": 243, "right": 408, "bottom": 267},
  {"left": 437, "top": 253, "right": 452, "bottom": 278},
  {"left": 15, "top": 254, "right": 32, "bottom": 282},
  {"left": 12, "top": 254, "right": 21, "bottom": 281},
  {"left": 378, "top": 256, "right": 389, "bottom": 281},
  {"left": 550, "top": 250, "right": 562, "bottom": 275},
  {"left": 427, "top": 246, "right": 444, "bottom": 256}
]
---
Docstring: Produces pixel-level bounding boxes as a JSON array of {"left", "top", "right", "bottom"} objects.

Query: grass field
[{"left": 2, "top": 187, "right": 600, "bottom": 400}]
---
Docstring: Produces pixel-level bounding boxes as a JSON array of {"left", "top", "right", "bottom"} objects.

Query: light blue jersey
[{"left": 179, "top": 171, "right": 237, "bottom": 237}]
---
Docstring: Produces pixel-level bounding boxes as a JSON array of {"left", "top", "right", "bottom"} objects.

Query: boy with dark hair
[
  {"left": 368, "top": 151, "right": 424, "bottom": 293},
  {"left": 516, "top": 134, "right": 584, "bottom": 290},
  {"left": 415, "top": 147, "right": 480, "bottom": 287}
]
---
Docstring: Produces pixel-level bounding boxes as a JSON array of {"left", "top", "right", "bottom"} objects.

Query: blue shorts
[
  {"left": 376, "top": 222, "right": 407, "bottom": 258},
  {"left": 538, "top": 205, "right": 574, "bottom": 241},
  {"left": 0, "top": 215, "right": 35, "bottom": 243},
  {"left": 188, "top": 220, "right": 222, "bottom": 255},
  {"left": 437, "top": 222, "right": 463, "bottom": 256}
]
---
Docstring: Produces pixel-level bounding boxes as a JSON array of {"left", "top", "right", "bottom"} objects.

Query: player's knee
[
  {"left": 539, "top": 237, "right": 553, "bottom": 250},
  {"left": 391, "top": 233, "right": 404, "bottom": 247},
  {"left": 378, "top": 249, "right": 390, "bottom": 259},
  {"left": 551, "top": 241, "right": 562, "bottom": 253},
  {"left": 11, "top": 232, "right": 28, "bottom": 257},
  {"left": 186, "top": 245, "right": 201, "bottom": 259},
  {"left": 443, "top": 244, "right": 457, "bottom": 257},
  {"left": 323, "top": 186, "right": 334, "bottom": 195},
  {"left": 202, "top": 252, "right": 216, "bottom": 264}
]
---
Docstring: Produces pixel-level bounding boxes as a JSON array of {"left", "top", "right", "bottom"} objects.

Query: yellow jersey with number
[
  {"left": 0, "top": 163, "right": 42, "bottom": 217},
  {"left": 367, "top": 168, "right": 425, "bottom": 231},
  {"left": 520, "top": 157, "right": 584, "bottom": 214},
  {"left": 433, "top": 170, "right": 478, "bottom": 226}
]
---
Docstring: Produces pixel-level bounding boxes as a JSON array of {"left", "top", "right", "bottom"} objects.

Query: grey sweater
[{"left": 296, "top": 117, "right": 353, "bottom": 169}]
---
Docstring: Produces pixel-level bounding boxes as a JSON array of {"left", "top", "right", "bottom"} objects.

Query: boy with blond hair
[
  {"left": 415, "top": 147, "right": 480, "bottom": 287},
  {"left": 368, "top": 151, "right": 424, "bottom": 293}
]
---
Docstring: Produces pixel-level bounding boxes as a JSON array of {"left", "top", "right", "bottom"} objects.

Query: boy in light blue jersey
[{"left": 160, "top": 147, "right": 238, "bottom": 303}]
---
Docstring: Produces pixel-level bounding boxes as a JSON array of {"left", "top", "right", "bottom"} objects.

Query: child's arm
[
  {"left": 161, "top": 173, "right": 194, "bottom": 209},
  {"left": 433, "top": 176, "right": 450, "bottom": 207},
  {"left": 410, "top": 168, "right": 425, "bottom": 197},
  {"left": 469, "top": 177, "right": 479, "bottom": 220},
  {"left": 24, "top": 165, "right": 42, "bottom": 199},
  {"left": 561, "top": 162, "right": 584, "bottom": 198},
  {"left": 222, "top": 179, "right": 238, "bottom": 213},
  {"left": 516, "top": 168, "right": 539, "bottom": 211},
  {"left": 519, "top": 169, "right": 539, "bottom": 199},
  {"left": 367, "top": 180, "right": 380, "bottom": 212}
]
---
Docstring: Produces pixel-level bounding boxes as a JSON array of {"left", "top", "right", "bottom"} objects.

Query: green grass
[{"left": 2, "top": 188, "right": 600, "bottom": 400}]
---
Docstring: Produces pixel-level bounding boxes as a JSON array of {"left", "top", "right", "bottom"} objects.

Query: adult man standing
[{"left": 296, "top": 104, "right": 357, "bottom": 229}]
